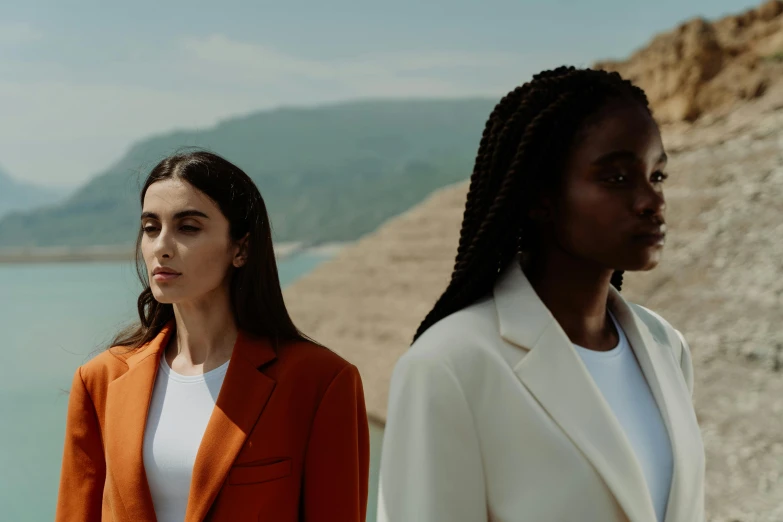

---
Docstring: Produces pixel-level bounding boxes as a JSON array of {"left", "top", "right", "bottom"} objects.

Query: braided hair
[{"left": 413, "top": 66, "right": 651, "bottom": 342}]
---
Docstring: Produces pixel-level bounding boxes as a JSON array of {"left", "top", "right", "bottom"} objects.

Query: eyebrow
[
  {"left": 592, "top": 150, "right": 668, "bottom": 166},
  {"left": 140, "top": 209, "right": 210, "bottom": 220}
]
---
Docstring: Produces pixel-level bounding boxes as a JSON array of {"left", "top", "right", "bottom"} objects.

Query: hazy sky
[{"left": 1, "top": 0, "right": 761, "bottom": 187}]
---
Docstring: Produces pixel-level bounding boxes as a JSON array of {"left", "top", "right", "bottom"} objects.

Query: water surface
[{"left": 0, "top": 252, "right": 384, "bottom": 520}]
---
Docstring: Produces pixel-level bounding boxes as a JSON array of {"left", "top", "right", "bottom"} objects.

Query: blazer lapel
[
  {"left": 184, "top": 331, "right": 277, "bottom": 522},
  {"left": 493, "top": 262, "right": 657, "bottom": 522},
  {"left": 609, "top": 294, "right": 705, "bottom": 522},
  {"left": 104, "top": 324, "right": 173, "bottom": 522}
]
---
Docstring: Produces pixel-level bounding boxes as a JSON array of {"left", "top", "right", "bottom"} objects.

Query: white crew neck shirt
[
  {"left": 142, "top": 356, "right": 230, "bottom": 522},
  {"left": 573, "top": 312, "right": 674, "bottom": 522}
]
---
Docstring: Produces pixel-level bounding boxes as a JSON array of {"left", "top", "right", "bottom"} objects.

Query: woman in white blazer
[{"left": 378, "top": 67, "right": 706, "bottom": 522}]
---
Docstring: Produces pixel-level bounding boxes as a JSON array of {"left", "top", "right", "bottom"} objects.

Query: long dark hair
[
  {"left": 413, "top": 66, "right": 651, "bottom": 342},
  {"left": 111, "top": 150, "right": 308, "bottom": 350}
]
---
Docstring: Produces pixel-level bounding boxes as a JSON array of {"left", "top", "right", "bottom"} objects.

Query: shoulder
[
  {"left": 268, "top": 339, "right": 365, "bottom": 413},
  {"left": 393, "top": 296, "right": 502, "bottom": 388},
  {"left": 273, "top": 339, "right": 359, "bottom": 386},
  {"left": 627, "top": 302, "right": 690, "bottom": 372},
  {"left": 74, "top": 347, "right": 134, "bottom": 400},
  {"left": 412, "top": 296, "right": 499, "bottom": 355},
  {"left": 628, "top": 303, "right": 682, "bottom": 345},
  {"left": 627, "top": 302, "right": 694, "bottom": 392},
  {"left": 79, "top": 347, "right": 133, "bottom": 382}
]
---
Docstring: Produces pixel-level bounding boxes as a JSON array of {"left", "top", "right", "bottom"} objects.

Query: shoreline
[{"left": 0, "top": 241, "right": 347, "bottom": 265}]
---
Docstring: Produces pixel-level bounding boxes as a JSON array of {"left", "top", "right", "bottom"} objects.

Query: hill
[
  {"left": 0, "top": 166, "right": 68, "bottom": 220},
  {"left": 0, "top": 99, "right": 494, "bottom": 248}
]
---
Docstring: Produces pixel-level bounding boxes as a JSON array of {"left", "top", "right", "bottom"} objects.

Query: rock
[
  {"left": 596, "top": 1, "right": 783, "bottom": 123},
  {"left": 757, "top": 0, "right": 783, "bottom": 21}
]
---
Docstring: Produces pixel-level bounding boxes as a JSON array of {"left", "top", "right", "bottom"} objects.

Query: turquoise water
[{"left": 0, "top": 253, "right": 383, "bottom": 520}]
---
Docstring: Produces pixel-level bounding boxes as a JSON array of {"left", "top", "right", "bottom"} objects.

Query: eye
[
  {"left": 180, "top": 225, "right": 201, "bottom": 233},
  {"left": 604, "top": 172, "right": 627, "bottom": 184},
  {"left": 651, "top": 171, "right": 669, "bottom": 183},
  {"left": 142, "top": 225, "right": 159, "bottom": 234}
]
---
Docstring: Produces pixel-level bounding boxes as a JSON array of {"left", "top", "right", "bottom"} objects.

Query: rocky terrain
[
  {"left": 597, "top": 0, "right": 783, "bottom": 124},
  {"left": 284, "top": 4, "right": 783, "bottom": 521}
]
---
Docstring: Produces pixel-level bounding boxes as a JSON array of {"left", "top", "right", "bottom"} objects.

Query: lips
[
  {"left": 152, "top": 266, "right": 181, "bottom": 282},
  {"left": 152, "top": 266, "right": 180, "bottom": 276},
  {"left": 634, "top": 229, "right": 666, "bottom": 245}
]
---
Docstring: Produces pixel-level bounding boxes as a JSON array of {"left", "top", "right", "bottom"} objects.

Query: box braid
[{"left": 414, "top": 66, "right": 651, "bottom": 342}]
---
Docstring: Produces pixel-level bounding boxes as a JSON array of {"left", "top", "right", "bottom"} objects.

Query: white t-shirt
[
  {"left": 142, "top": 356, "right": 229, "bottom": 522},
  {"left": 574, "top": 313, "right": 674, "bottom": 522}
]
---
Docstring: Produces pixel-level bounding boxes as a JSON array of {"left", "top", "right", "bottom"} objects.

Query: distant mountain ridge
[
  {"left": 0, "top": 166, "right": 69, "bottom": 220},
  {"left": 0, "top": 98, "right": 496, "bottom": 248}
]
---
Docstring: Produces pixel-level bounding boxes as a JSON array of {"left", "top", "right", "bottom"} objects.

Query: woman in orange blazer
[{"left": 56, "top": 151, "right": 370, "bottom": 522}]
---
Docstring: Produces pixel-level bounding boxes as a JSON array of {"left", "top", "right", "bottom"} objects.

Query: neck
[
  {"left": 168, "top": 284, "right": 238, "bottom": 370},
  {"left": 524, "top": 247, "right": 617, "bottom": 350}
]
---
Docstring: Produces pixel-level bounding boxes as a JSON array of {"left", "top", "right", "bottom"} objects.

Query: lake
[{"left": 0, "top": 252, "right": 384, "bottom": 520}]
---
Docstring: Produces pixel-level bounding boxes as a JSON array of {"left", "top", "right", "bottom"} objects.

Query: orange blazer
[{"left": 56, "top": 325, "right": 370, "bottom": 521}]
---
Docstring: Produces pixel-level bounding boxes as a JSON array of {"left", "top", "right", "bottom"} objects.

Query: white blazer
[{"left": 377, "top": 261, "right": 706, "bottom": 522}]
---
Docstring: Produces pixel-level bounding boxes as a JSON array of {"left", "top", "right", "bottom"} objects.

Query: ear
[{"left": 233, "top": 234, "right": 250, "bottom": 268}]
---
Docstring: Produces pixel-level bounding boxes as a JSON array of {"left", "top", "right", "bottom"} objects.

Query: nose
[
  {"left": 634, "top": 181, "right": 666, "bottom": 222},
  {"left": 152, "top": 226, "right": 175, "bottom": 259}
]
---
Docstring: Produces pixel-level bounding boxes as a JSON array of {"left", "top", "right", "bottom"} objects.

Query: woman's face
[
  {"left": 542, "top": 99, "right": 668, "bottom": 273},
  {"left": 140, "top": 178, "right": 245, "bottom": 305}
]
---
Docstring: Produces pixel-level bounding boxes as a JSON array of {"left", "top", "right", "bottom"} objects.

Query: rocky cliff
[{"left": 597, "top": 0, "right": 783, "bottom": 124}]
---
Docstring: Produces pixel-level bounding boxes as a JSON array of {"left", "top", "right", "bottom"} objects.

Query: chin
[
  {"left": 637, "top": 260, "right": 660, "bottom": 272},
  {"left": 621, "top": 254, "right": 662, "bottom": 272},
  {"left": 150, "top": 286, "right": 183, "bottom": 305}
]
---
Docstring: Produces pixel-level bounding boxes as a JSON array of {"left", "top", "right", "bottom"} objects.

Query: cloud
[
  {"left": 179, "top": 34, "right": 530, "bottom": 98},
  {"left": 0, "top": 79, "right": 260, "bottom": 186},
  {"left": 182, "top": 34, "right": 523, "bottom": 76},
  {"left": 1, "top": 33, "right": 544, "bottom": 186},
  {"left": 0, "top": 22, "right": 43, "bottom": 45},
  {"left": 181, "top": 35, "right": 323, "bottom": 78}
]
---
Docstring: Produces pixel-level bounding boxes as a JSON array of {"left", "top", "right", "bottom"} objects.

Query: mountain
[
  {"left": 0, "top": 99, "right": 495, "bottom": 248},
  {"left": 0, "top": 166, "right": 70, "bottom": 220}
]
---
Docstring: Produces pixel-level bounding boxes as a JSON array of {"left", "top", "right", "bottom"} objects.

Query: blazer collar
[
  {"left": 493, "top": 260, "right": 698, "bottom": 522},
  {"left": 608, "top": 291, "right": 704, "bottom": 522},
  {"left": 104, "top": 321, "right": 278, "bottom": 522}
]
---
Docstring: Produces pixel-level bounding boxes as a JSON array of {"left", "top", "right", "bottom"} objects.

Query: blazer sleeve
[
  {"left": 377, "top": 353, "right": 487, "bottom": 522},
  {"left": 302, "top": 364, "right": 370, "bottom": 522},
  {"left": 56, "top": 367, "right": 106, "bottom": 522}
]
